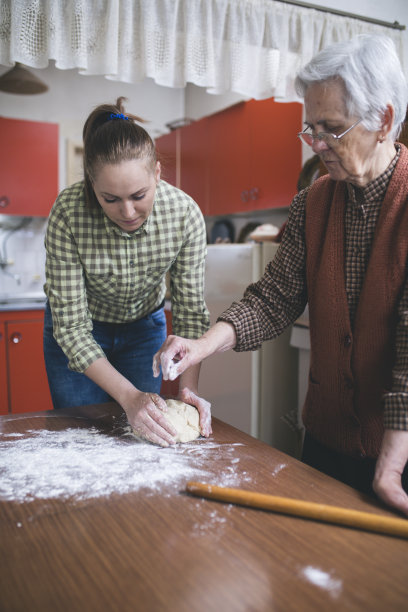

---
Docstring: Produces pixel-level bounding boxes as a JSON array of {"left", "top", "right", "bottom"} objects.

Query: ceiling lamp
[{"left": 0, "top": 63, "right": 48, "bottom": 94}]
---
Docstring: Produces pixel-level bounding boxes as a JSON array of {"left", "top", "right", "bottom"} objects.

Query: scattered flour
[
  {"left": 0, "top": 426, "right": 252, "bottom": 503},
  {"left": 271, "top": 463, "right": 287, "bottom": 477},
  {"left": 300, "top": 566, "right": 343, "bottom": 599}
]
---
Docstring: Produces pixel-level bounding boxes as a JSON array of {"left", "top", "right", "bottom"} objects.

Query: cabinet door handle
[
  {"left": 10, "top": 332, "right": 22, "bottom": 344},
  {"left": 0, "top": 196, "right": 10, "bottom": 209},
  {"left": 250, "top": 187, "right": 259, "bottom": 200},
  {"left": 240, "top": 190, "right": 249, "bottom": 203}
]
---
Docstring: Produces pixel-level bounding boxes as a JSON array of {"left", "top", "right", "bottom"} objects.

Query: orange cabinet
[
  {"left": 0, "top": 117, "right": 59, "bottom": 216},
  {"left": 155, "top": 129, "right": 178, "bottom": 188},
  {"left": 246, "top": 98, "right": 302, "bottom": 212},
  {"left": 0, "top": 321, "right": 7, "bottom": 415},
  {"left": 179, "top": 117, "right": 210, "bottom": 215},
  {"left": 0, "top": 310, "right": 53, "bottom": 414},
  {"left": 155, "top": 98, "right": 302, "bottom": 216}
]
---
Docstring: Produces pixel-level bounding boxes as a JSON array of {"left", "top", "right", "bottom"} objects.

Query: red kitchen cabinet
[
  {"left": 155, "top": 97, "right": 302, "bottom": 216},
  {"left": 207, "top": 98, "right": 302, "bottom": 214},
  {"left": 156, "top": 121, "right": 209, "bottom": 214},
  {"left": 156, "top": 129, "right": 178, "bottom": 188},
  {"left": 179, "top": 117, "right": 210, "bottom": 215},
  {"left": 0, "top": 310, "right": 53, "bottom": 413},
  {"left": 207, "top": 102, "right": 251, "bottom": 215},
  {"left": 0, "top": 117, "right": 59, "bottom": 216},
  {"left": 0, "top": 321, "right": 7, "bottom": 414},
  {"left": 247, "top": 98, "right": 302, "bottom": 211}
]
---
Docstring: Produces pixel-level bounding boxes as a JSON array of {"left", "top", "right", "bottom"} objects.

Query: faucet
[{"left": 0, "top": 260, "right": 21, "bottom": 285}]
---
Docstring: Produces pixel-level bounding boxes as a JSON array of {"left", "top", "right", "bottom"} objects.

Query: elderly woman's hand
[
  {"left": 373, "top": 430, "right": 408, "bottom": 516},
  {"left": 153, "top": 335, "right": 206, "bottom": 381},
  {"left": 178, "top": 387, "right": 212, "bottom": 438},
  {"left": 124, "top": 391, "right": 177, "bottom": 447}
]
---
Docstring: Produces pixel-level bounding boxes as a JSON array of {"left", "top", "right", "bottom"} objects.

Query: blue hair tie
[{"left": 109, "top": 113, "right": 129, "bottom": 120}]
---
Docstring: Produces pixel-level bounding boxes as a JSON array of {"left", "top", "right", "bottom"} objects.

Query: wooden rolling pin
[{"left": 186, "top": 481, "right": 408, "bottom": 539}]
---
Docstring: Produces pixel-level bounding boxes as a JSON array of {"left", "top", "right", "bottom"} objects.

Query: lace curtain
[{"left": 0, "top": 0, "right": 405, "bottom": 100}]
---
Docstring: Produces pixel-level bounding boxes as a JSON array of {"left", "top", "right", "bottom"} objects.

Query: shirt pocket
[
  {"left": 141, "top": 265, "right": 168, "bottom": 293},
  {"left": 86, "top": 272, "right": 118, "bottom": 299}
]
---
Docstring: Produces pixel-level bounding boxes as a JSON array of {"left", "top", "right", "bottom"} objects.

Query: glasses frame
[{"left": 297, "top": 118, "right": 362, "bottom": 147}]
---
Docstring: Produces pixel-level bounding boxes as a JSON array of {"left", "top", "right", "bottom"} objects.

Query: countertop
[
  {"left": 1, "top": 403, "right": 407, "bottom": 611},
  {"left": 0, "top": 295, "right": 46, "bottom": 312}
]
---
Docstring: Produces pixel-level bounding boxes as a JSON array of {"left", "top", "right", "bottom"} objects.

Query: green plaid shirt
[{"left": 44, "top": 180, "right": 210, "bottom": 373}]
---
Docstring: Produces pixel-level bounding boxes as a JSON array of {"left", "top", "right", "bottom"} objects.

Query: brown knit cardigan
[{"left": 303, "top": 144, "right": 408, "bottom": 458}]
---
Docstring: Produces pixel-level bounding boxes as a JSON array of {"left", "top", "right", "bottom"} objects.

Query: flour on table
[
  {"left": 300, "top": 566, "right": 342, "bottom": 599},
  {"left": 0, "top": 424, "right": 252, "bottom": 503}
]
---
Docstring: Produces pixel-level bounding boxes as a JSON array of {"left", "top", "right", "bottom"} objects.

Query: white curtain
[{"left": 0, "top": 0, "right": 405, "bottom": 100}]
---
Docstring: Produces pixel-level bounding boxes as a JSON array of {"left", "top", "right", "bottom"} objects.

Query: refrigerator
[{"left": 200, "top": 243, "right": 301, "bottom": 457}]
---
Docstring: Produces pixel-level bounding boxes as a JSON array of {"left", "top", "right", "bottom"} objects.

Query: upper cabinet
[
  {"left": 155, "top": 98, "right": 302, "bottom": 216},
  {"left": 0, "top": 117, "right": 59, "bottom": 216}
]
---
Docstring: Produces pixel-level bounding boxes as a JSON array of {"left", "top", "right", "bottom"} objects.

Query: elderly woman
[{"left": 154, "top": 34, "right": 408, "bottom": 515}]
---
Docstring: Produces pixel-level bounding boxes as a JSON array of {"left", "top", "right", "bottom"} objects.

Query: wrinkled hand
[
  {"left": 179, "top": 387, "right": 212, "bottom": 438},
  {"left": 126, "top": 391, "right": 177, "bottom": 447},
  {"left": 153, "top": 335, "right": 203, "bottom": 381},
  {"left": 373, "top": 429, "right": 408, "bottom": 516}
]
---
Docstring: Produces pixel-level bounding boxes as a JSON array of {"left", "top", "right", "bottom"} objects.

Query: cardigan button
[{"left": 344, "top": 334, "right": 352, "bottom": 347}]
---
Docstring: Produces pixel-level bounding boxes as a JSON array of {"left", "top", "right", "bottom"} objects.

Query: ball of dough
[{"left": 164, "top": 399, "right": 201, "bottom": 443}]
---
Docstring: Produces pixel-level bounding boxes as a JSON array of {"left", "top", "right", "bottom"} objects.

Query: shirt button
[
  {"left": 344, "top": 334, "right": 352, "bottom": 347},
  {"left": 129, "top": 260, "right": 135, "bottom": 267}
]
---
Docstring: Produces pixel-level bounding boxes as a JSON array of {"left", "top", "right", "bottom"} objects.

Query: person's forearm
[
  {"left": 84, "top": 357, "right": 138, "bottom": 406},
  {"left": 198, "top": 321, "right": 237, "bottom": 356},
  {"left": 178, "top": 363, "right": 201, "bottom": 395}
]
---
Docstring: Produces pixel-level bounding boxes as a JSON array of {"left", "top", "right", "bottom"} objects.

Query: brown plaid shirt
[
  {"left": 219, "top": 146, "right": 408, "bottom": 431},
  {"left": 44, "top": 180, "right": 210, "bottom": 372}
]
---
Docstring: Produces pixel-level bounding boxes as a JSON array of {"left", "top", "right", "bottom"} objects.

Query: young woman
[{"left": 43, "top": 97, "right": 211, "bottom": 446}]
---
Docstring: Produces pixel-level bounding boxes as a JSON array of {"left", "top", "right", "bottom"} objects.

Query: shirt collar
[
  {"left": 103, "top": 210, "right": 152, "bottom": 238},
  {"left": 346, "top": 144, "right": 400, "bottom": 205}
]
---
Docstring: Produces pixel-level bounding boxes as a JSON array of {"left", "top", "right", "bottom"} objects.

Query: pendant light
[{"left": 0, "top": 63, "right": 48, "bottom": 95}]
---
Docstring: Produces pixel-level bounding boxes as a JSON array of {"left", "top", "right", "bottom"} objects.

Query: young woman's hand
[{"left": 124, "top": 391, "right": 177, "bottom": 447}]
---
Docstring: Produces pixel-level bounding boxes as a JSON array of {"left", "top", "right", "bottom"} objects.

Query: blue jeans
[{"left": 43, "top": 301, "right": 166, "bottom": 409}]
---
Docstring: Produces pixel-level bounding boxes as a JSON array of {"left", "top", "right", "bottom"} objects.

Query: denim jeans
[{"left": 43, "top": 301, "right": 166, "bottom": 409}]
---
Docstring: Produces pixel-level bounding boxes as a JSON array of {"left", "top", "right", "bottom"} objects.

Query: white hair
[{"left": 295, "top": 35, "right": 408, "bottom": 140}]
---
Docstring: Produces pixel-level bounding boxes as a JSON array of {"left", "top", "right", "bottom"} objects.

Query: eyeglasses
[{"left": 297, "top": 119, "right": 362, "bottom": 147}]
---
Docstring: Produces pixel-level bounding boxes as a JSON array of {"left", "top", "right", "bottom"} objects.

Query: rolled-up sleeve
[
  {"left": 44, "top": 203, "right": 106, "bottom": 372},
  {"left": 217, "top": 190, "right": 309, "bottom": 351},
  {"left": 383, "top": 277, "right": 408, "bottom": 430},
  {"left": 169, "top": 202, "right": 210, "bottom": 338}
]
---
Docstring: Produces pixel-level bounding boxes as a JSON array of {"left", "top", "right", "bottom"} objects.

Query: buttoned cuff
[
  {"left": 217, "top": 301, "right": 263, "bottom": 352},
  {"left": 383, "top": 392, "right": 408, "bottom": 430}
]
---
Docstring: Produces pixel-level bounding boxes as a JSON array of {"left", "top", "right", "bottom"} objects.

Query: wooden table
[{"left": 0, "top": 403, "right": 407, "bottom": 612}]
